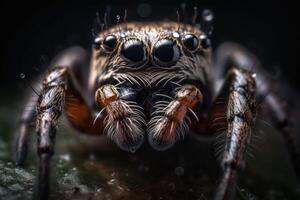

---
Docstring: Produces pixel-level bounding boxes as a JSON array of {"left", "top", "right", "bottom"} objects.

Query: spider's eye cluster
[
  {"left": 153, "top": 39, "right": 181, "bottom": 67},
  {"left": 181, "top": 34, "right": 211, "bottom": 51},
  {"left": 121, "top": 39, "right": 147, "bottom": 64},
  {"left": 93, "top": 35, "right": 118, "bottom": 52}
]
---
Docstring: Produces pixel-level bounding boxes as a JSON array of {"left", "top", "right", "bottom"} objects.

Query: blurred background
[{"left": 0, "top": 0, "right": 292, "bottom": 91}]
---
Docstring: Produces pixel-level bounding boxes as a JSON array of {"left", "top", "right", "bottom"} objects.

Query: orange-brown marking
[
  {"left": 95, "top": 85, "right": 119, "bottom": 107},
  {"left": 65, "top": 85, "right": 103, "bottom": 134},
  {"left": 155, "top": 85, "right": 203, "bottom": 142},
  {"left": 95, "top": 85, "right": 131, "bottom": 121}
]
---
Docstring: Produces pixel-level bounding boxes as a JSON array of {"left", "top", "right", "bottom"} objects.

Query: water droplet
[
  {"left": 174, "top": 166, "right": 185, "bottom": 176},
  {"left": 202, "top": 9, "right": 214, "bottom": 22},
  {"left": 116, "top": 15, "right": 120, "bottom": 21},
  {"left": 20, "top": 73, "right": 25, "bottom": 79}
]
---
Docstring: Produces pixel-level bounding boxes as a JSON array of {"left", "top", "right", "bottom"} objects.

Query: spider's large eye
[
  {"left": 103, "top": 35, "right": 118, "bottom": 52},
  {"left": 121, "top": 39, "right": 147, "bottom": 63},
  {"left": 153, "top": 39, "right": 181, "bottom": 67},
  {"left": 182, "top": 34, "right": 199, "bottom": 51}
]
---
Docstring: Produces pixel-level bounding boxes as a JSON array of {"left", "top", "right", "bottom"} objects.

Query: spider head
[
  {"left": 91, "top": 23, "right": 212, "bottom": 151},
  {"left": 90, "top": 22, "right": 212, "bottom": 88}
]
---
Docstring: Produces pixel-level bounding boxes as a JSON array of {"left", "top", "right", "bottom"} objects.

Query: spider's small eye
[
  {"left": 182, "top": 34, "right": 199, "bottom": 51},
  {"left": 103, "top": 35, "right": 118, "bottom": 52},
  {"left": 121, "top": 39, "right": 147, "bottom": 63},
  {"left": 153, "top": 39, "right": 181, "bottom": 67},
  {"left": 93, "top": 37, "right": 101, "bottom": 50},
  {"left": 199, "top": 35, "right": 211, "bottom": 49}
]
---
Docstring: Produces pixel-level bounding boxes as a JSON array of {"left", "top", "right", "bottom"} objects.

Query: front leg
[
  {"left": 215, "top": 42, "right": 300, "bottom": 179},
  {"left": 36, "top": 67, "right": 66, "bottom": 199},
  {"left": 94, "top": 84, "right": 146, "bottom": 152},
  {"left": 148, "top": 84, "right": 203, "bottom": 150},
  {"left": 214, "top": 68, "right": 256, "bottom": 200},
  {"left": 15, "top": 82, "right": 41, "bottom": 166}
]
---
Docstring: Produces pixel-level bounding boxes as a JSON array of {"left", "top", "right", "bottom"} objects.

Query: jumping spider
[{"left": 15, "top": 9, "right": 300, "bottom": 200}]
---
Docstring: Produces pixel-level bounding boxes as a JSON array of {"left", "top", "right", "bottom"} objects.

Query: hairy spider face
[
  {"left": 91, "top": 22, "right": 212, "bottom": 85},
  {"left": 89, "top": 22, "right": 212, "bottom": 151}
]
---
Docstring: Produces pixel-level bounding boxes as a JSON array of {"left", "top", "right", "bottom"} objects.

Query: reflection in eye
[
  {"left": 153, "top": 39, "right": 181, "bottom": 67},
  {"left": 121, "top": 39, "right": 147, "bottom": 63}
]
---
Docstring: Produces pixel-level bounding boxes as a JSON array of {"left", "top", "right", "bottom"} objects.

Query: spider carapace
[{"left": 15, "top": 10, "right": 300, "bottom": 200}]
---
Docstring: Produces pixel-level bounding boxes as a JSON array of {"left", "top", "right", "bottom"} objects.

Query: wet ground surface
[{"left": 1, "top": 89, "right": 300, "bottom": 200}]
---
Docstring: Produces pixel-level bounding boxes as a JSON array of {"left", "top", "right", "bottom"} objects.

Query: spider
[{"left": 14, "top": 9, "right": 300, "bottom": 200}]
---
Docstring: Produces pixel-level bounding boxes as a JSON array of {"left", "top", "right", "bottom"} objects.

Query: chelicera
[{"left": 14, "top": 9, "right": 300, "bottom": 200}]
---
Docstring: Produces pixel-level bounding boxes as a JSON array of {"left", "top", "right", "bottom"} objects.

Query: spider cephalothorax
[
  {"left": 89, "top": 22, "right": 212, "bottom": 152},
  {"left": 14, "top": 9, "right": 300, "bottom": 200}
]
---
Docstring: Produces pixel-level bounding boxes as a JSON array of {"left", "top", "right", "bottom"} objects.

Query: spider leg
[
  {"left": 214, "top": 68, "right": 257, "bottom": 200},
  {"left": 215, "top": 42, "right": 300, "bottom": 179},
  {"left": 36, "top": 66, "right": 104, "bottom": 199},
  {"left": 15, "top": 84, "right": 41, "bottom": 166},
  {"left": 148, "top": 84, "right": 203, "bottom": 150},
  {"left": 261, "top": 92, "right": 300, "bottom": 178},
  {"left": 14, "top": 47, "right": 94, "bottom": 167},
  {"left": 15, "top": 47, "right": 107, "bottom": 199},
  {"left": 36, "top": 67, "right": 66, "bottom": 199},
  {"left": 94, "top": 84, "right": 146, "bottom": 152}
]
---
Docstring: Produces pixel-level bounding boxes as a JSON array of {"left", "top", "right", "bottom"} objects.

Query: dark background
[{"left": 0, "top": 0, "right": 292, "bottom": 91}]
